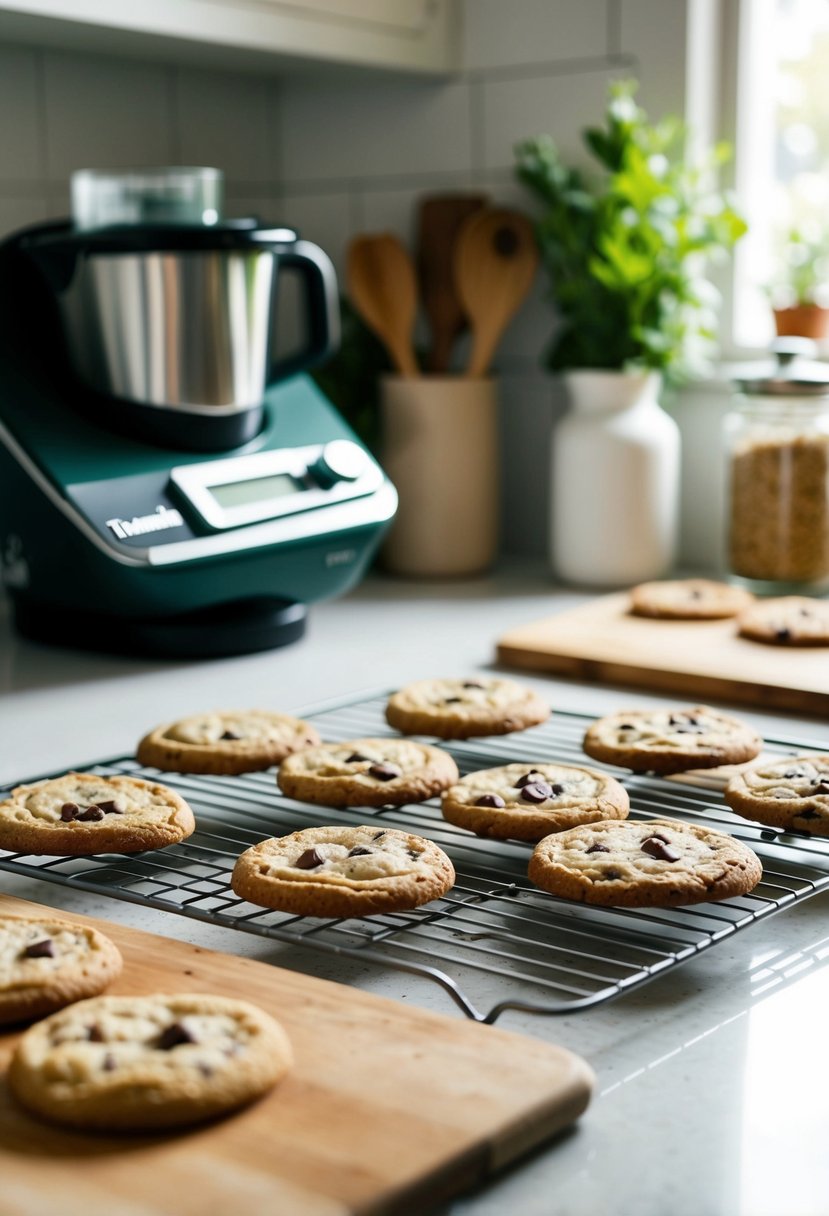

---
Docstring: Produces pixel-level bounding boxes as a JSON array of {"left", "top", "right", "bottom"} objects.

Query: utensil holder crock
[{"left": 380, "top": 375, "right": 499, "bottom": 576}]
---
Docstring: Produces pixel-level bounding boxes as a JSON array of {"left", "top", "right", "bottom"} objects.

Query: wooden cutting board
[
  {"left": 0, "top": 895, "right": 593, "bottom": 1216},
  {"left": 496, "top": 592, "right": 829, "bottom": 715}
]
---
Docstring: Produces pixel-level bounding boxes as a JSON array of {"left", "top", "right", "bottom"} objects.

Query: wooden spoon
[
  {"left": 454, "top": 208, "right": 539, "bottom": 377},
  {"left": 416, "top": 193, "right": 487, "bottom": 373},
  {"left": 346, "top": 233, "right": 419, "bottom": 377}
]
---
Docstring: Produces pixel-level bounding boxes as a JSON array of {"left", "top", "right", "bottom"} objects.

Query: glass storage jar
[{"left": 726, "top": 356, "right": 829, "bottom": 594}]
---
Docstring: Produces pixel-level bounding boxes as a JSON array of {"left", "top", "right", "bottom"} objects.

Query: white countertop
[{"left": 2, "top": 566, "right": 828, "bottom": 1216}]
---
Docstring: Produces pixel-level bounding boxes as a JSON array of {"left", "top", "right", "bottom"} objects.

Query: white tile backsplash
[
  {"left": 277, "top": 79, "right": 473, "bottom": 184},
  {"left": 0, "top": 47, "right": 41, "bottom": 181},
  {"left": 462, "top": 0, "right": 609, "bottom": 71},
  {"left": 174, "top": 68, "right": 278, "bottom": 184},
  {"left": 0, "top": 196, "right": 49, "bottom": 239},
  {"left": 43, "top": 51, "right": 173, "bottom": 181}
]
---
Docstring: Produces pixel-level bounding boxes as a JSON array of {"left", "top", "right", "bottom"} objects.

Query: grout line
[{"left": 464, "top": 52, "right": 636, "bottom": 84}]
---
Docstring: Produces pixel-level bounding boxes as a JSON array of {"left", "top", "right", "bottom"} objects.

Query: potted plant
[
  {"left": 769, "top": 224, "right": 829, "bottom": 340},
  {"left": 514, "top": 81, "right": 747, "bottom": 586}
]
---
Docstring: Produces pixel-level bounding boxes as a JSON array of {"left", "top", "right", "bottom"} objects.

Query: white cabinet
[{"left": 0, "top": 0, "right": 460, "bottom": 75}]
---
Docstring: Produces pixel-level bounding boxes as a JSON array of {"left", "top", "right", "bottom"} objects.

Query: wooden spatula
[
  {"left": 347, "top": 233, "right": 419, "bottom": 377},
  {"left": 454, "top": 208, "right": 539, "bottom": 377},
  {"left": 417, "top": 193, "right": 487, "bottom": 373}
]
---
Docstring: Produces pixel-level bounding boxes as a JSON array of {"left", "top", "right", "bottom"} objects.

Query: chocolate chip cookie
[
  {"left": 725, "top": 755, "right": 829, "bottom": 835},
  {"left": 737, "top": 597, "right": 829, "bottom": 645},
  {"left": 137, "top": 709, "right": 321, "bottom": 775},
  {"left": 231, "top": 825, "right": 455, "bottom": 917},
  {"left": 0, "top": 915, "right": 123, "bottom": 1025},
  {"left": 630, "top": 578, "right": 754, "bottom": 620},
  {"left": 528, "top": 818, "right": 762, "bottom": 907},
  {"left": 277, "top": 738, "right": 458, "bottom": 808},
  {"left": 441, "top": 763, "right": 629, "bottom": 842},
  {"left": 386, "top": 677, "right": 550, "bottom": 739},
  {"left": 0, "top": 772, "right": 196, "bottom": 856},
  {"left": 583, "top": 707, "right": 763, "bottom": 775},
  {"left": 8, "top": 993, "right": 292, "bottom": 1131}
]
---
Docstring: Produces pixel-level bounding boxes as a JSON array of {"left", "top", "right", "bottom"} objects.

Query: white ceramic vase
[{"left": 551, "top": 370, "right": 679, "bottom": 586}]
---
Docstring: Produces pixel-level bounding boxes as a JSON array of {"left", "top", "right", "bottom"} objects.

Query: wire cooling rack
[{"left": 2, "top": 694, "right": 829, "bottom": 1023}]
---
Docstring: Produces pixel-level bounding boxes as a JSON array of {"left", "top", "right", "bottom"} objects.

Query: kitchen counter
[{"left": 1, "top": 566, "right": 828, "bottom": 1216}]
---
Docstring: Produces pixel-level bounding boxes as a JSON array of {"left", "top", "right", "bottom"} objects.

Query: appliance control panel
[{"left": 65, "top": 441, "right": 383, "bottom": 554}]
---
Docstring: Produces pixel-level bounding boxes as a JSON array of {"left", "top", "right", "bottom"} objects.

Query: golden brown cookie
[
  {"left": 137, "top": 709, "right": 321, "bottom": 774},
  {"left": 582, "top": 707, "right": 762, "bottom": 775},
  {"left": 737, "top": 597, "right": 829, "bottom": 645},
  {"left": 0, "top": 915, "right": 123, "bottom": 1025},
  {"left": 441, "top": 762, "right": 629, "bottom": 842},
  {"left": 386, "top": 677, "right": 550, "bottom": 739},
  {"left": 629, "top": 578, "right": 754, "bottom": 620},
  {"left": 725, "top": 754, "right": 829, "bottom": 835},
  {"left": 8, "top": 993, "right": 292, "bottom": 1130},
  {"left": 528, "top": 818, "right": 762, "bottom": 908},
  {"left": 277, "top": 738, "right": 458, "bottom": 808},
  {"left": 231, "top": 825, "right": 455, "bottom": 918},
  {"left": 0, "top": 772, "right": 196, "bottom": 856}
]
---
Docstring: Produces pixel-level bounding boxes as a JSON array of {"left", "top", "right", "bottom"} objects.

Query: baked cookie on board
[
  {"left": 629, "top": 578, "right": 754, "bottom": 620},
  {"left": 725, "top": 754, "right": 829, "bottom": 835},
  {"left": 0, "top": 772, "right": 196, "bottom": 856},
  {"left": 582, "top": 707, "right": 763, "bottom": 775},
  {"left": 528, "top": 818, "right": 762, "bottom": 908},
  {"left": 137, "top": 709, "right": 321, "bottom": 775},
  {"left": 277, "top": 738, "right": 458, "bottom": 808},
  {"left": 737, "top": 597, "right": 829, "bottom": 646},
  {"left": 232, "top": 825, "right": 455, "bottom": 918},
  {"left": 0, "top": 915, "right": 123, "bottom": 1025},
  {"left": 386, "top": 677, "right": 550, "bottom": 739},
  {"left": 441, "top": 762, "right": 629, "bottom": 842},
  {"left": 8, "top": 993, "right": 292, "bottom": 1131}
]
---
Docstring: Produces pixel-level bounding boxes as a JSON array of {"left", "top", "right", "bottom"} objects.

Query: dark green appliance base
[{"left": 13, "top": 596, "right": 307, "bottom": 660}]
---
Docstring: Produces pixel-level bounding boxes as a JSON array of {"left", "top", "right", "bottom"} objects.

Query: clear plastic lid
[{"left": 71, "top": 167, "right": 224, "bottom": 230}]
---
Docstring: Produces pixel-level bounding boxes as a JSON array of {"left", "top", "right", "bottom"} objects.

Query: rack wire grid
[{"left": 2, "top": 694, "right": 829, "bottom": 1024}]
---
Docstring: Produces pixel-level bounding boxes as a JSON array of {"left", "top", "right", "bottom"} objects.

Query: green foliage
[
  {"left": 515, "top": 81, "right": 747, "bottom": 380},
  {"left": 771, "top": 224, "right": 829, "bottom": 307}
]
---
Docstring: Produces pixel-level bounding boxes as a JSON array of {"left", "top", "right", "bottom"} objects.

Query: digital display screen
[{"left": 209, "top": 472, "right": 303, "bottom": 509}]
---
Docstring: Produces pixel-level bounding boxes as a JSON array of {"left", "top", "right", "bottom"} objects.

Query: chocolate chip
[
  {"left": 515, "top": 772, "right": 545, "bottom": 788},
  {"left": 463, "top": 680, "right": 484, "bottom": 689},
  {"left": 604, "top": 868, "right": 622, "bottom": 880},
  {"left": 407, "top": 848, "right": 421, "bottom": 860},
  {"left": 368, "top": 763, "right": 401, "bottom": 782},
  {"left": 520, "top": 782, "right": 553, "bottom": 804},
  {"left": 22, "top": 939, "right": 54, "bottom": 959},
  {"left": 156, "top": 1022, "right": 196, "bottom": 1050},
  {"left": 348, "top": 846, "right": 372, "bottom": 857},
  {"left": 76, "top": 806, "right": 104, "bottom": 821},
  {"left": 373, "top": 831, "right": 386, "bottom": 840},
  {"left": 220, "top": 730, "right": 240, "bottom": 741},
  {"left": 443, "top": 696, "right": 463, "bottom": 704},
  {"left": 641, "top": 836, "right": 680, "bottom": 862},
  {"left": 619, "top": 724, "right": 634, "bottom": 730},
  {"left": 811, "top": 781, "right": 829, "bottom": 797},
  {"left": 87, "top": 1024, "right": 104, "bottom": 1042},
  {"left": 96, "top": 800, "right": 122, "bottom": 815},
  {"left": 475, "top": 794, "right": 506, "bottom": 808},
  {"left": 549, "top": 783, "right": 565, "bottom": 797},
  {"left": 295, "top": 847, "right": 325, "bottom": 870},
  {"left": 346, "top": 752, "right": 371, "bottom": 763},
  {"left": 799, "top": 808, "right": 820, "bottom": 820},
  {"left": 586, "top": 843, "right": 610, "bottom": 854},
  {"left": 102, "top": 1053, "right": 117, "bottom": 1072},
  {"left": 776, "top": 627, "right": 792, "bottom": 641},
  {"left": 60, "top": 802, "right": 79, "bottom": 821},
  {"left": 197, "top": 1062, "right": 213, "bottom": 1078}
]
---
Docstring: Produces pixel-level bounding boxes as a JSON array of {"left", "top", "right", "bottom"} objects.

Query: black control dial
[{"left": 310, "top": 440, "right": 369, "bottom": 488}]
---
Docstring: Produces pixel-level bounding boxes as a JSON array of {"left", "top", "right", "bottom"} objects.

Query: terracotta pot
[{"left": 773, "top": 304, "right": 829, "bottom": 340}]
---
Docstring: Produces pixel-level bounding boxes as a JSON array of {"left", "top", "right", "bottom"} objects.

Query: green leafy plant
[
  {"left": 770, "top": 223, "right": 829, "bottom": 308},
  {"left": 515, "top": 81, "right": 747, "bottom": 380}
]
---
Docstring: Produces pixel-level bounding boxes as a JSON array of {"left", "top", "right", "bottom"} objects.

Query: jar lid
[{"left": 735, "top": 337, "right": 829, "bottom": 396}]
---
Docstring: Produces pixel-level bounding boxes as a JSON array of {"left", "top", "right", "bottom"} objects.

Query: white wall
[{"left": 0, "top": 0, "right": 695, "bottom": 557}]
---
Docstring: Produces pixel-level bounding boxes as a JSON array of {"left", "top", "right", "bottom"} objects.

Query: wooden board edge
[{"left": 496, "top": 643, "right": 829, "bottom": 716}]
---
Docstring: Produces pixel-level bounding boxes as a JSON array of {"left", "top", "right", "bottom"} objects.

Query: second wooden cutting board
[
  {"left": 0, "top": 895, "right": 593, "bottom": 1216},
  {"left": 496, "top": 591, "right": 829, "bottom": 715}
]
